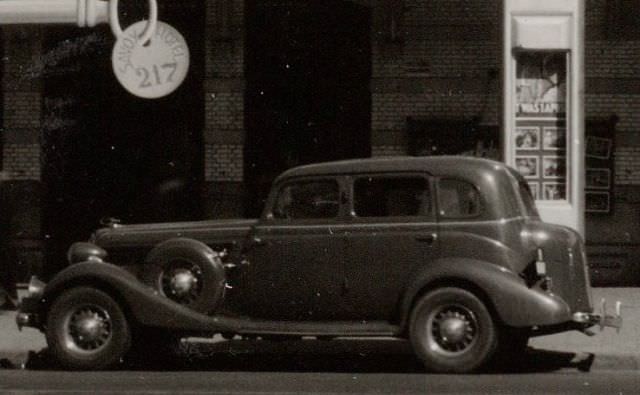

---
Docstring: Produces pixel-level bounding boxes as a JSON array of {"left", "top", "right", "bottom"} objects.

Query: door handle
[{"left": 415, "top": 234, "right": 437, "bottom": 244}]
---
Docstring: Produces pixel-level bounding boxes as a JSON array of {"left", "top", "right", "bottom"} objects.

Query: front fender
[
  {"left": 400, "top": 258, "right": 571, "bottom": 329},
  {"left": 41, "top": 262, "right": 233, "bottom": 332}
]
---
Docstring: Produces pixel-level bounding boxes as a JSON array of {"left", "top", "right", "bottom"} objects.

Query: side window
[
  {"left": 437, "top": 179, "right": 481, "bottom": 218},
  {"left": 273, "top": 180, "right": 340, "bottom": 219},
  {"left": 354, "top": 177, "right": 430, "bottom": 217}
]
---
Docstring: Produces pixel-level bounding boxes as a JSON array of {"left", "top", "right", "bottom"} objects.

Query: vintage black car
[{"left": 17, "top": 156, "right": 621, "bottom": 372}]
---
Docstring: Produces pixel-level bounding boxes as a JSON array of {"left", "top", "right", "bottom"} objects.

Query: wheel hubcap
[
  {"left": 65, "top": 306, "right": 112, "bottom": 353},
  {"left": 428, "top": 305, "right": 478, "bottom": 354},
  {"left": 170, "top": 269, "right": 198, "bottom": 297},
  {"left": 160, "top": 260, "right": 203, "bottom": 306},
  {"left": 440, "top": 315, "right": 467, "bottom": 343}
]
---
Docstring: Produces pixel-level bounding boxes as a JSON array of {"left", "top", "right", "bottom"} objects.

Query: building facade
[{"left": 1, "top": 0, "right": 640, "bottom": 284}]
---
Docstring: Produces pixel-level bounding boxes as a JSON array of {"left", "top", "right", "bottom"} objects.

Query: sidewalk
[
  {"left": 0, "top": 309, "right": 45, "bottom": 368},
  {"left": 0, "top": 288, "right": 638, "bottom": 370},
  {"left": 529, "top": 287, "right": 640, "bottom": 370}
]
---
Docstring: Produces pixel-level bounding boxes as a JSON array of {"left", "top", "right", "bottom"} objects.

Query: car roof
[{"left": 276, "top": 156, "right": 510, "bottom": 181}]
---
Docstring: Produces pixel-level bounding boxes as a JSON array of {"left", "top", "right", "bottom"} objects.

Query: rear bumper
[{"left": 572, "top": 298, "right": 623, "bottom": 332}]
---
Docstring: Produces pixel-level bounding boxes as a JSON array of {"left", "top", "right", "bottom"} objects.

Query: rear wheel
[
  {"left": 409, "top": 287, "right": 498, "bottom": 373},
  {"left": 46, "top": 287, "right": 131, "bottom": 370}
]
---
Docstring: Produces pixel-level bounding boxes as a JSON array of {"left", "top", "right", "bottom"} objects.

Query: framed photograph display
[
  {"left": 586, "top": 168, "right": 611, "bottom": 190},
  {"left": 586, "top": 136, "right": 612, "bottom": 159},
  {"left": 515, "top": 156, "right": 538, "bottom": 178},
  {"left": 515, "top": 52, "right": 568, "bottom": 201},
  {"left": 515, "top": 127, "right": 540, "bottom": 150},
  {"left": 543, "top": 156, "right": 566, "bottom": 178},
  {"left": 542, "top": 127, "right": 566, "bottom": 150},
  {"left": 586, "top": 191, "right": 610, "bottom": 213},
  {"left": 585, "top": 117, "right": 617, "bottom": 215},
  {"left": 543, "top": 183, "right": 566, "bottom": 200},
  {"left": 516, "top": 53, "right": 566, "bottom": 116}
]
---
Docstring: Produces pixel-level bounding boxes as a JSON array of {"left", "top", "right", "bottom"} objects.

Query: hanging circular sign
[{"left": 112, "top": 21, "right": 190, "bottom": 99}]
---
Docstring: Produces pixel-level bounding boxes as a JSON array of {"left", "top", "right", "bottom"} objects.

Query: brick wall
[
  {"left": 1, "top": 27, "right": 44, "bottom": 282},
  {"left": 616, "top": 148, "right": 640, "bottom": 185},
  {"left": 584, "top": 1, "right": 640, "bottom": 284},
  {"left": 366, "top": 1, "right": 640, "bottom": 282},
  {"left": 2, "top": 27, "right": 42, "bottom": 181},
  {"left": 203, "top": 0, "right": 246, "bottom": 218},
  {"left": 369, "top": 1, "right": 640, "bottom": 193},
  {"left": 0, "top": 1, "right": 637, "bottom": 281},
  {"left": 205, "top": 143, "right": 243, "bottom": 181},
  {"left": 2, "top": 144, "right": 40, "bottom": 180},
  {"left": 371, "top": 0, "right": 500, "bottom": 155},
  {"left": 204, "top": 0, "right": 245, "bottom": 144},
  {"left": 371, "top": 145, "right": 406, "bottom": 157},
  {"left": 585, "top": 1, "right": 640, "bottom": 188}
]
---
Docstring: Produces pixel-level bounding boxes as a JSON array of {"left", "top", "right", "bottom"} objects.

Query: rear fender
[{"left": 399, "top": 258, "right": 571, "bottom": 329}]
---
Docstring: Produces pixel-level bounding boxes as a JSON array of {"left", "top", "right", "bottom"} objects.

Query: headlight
[{"left": 67, "top": 242, "right": 108, "bottom": 264}]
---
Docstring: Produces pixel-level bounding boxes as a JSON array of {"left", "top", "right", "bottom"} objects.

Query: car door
[
  {"left": 243, "top": 177, "right": 347, "bottom": 321},
  {"left": 341, "top": 173, "right": 438, "bottom": 321}
]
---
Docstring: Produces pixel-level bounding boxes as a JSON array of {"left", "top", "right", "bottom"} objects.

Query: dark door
[
  {"left": 243, "top": 178, "right": 346, "bottom": 320},
  {"left": 245, "top": 0, "right": 372, "bottom": 216},
  {"left": 342, "top": 175, "right": 439, "bottom": 321},
  {"left": 41, "top": 1, "right": 204, "bottom": 277}
]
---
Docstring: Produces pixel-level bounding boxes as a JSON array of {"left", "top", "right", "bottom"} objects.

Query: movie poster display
[{"left": 514, "top": 52, "right": 568, "bottom": 201}]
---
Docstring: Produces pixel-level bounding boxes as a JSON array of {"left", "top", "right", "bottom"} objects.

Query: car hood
[{"left": 93, "top": 219, "right": 259, "bottom": 248}]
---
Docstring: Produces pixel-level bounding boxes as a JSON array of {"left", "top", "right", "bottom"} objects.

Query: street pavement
[
  {"left": 0, "top": 287, "right": 637, "bottom": 371},
  {"left": 3, "top": 369, "right": 640, "bottom": 394}
]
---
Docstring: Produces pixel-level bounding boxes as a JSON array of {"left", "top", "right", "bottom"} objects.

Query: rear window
[
  {"left": 354, "top": 177, "right": 430, "bottom": 217},
  {"left": 437, "top": 179, "right": 481, "bottom": 218},
  {"left": 518, "top": 180, "right": 540, "bottom": 218}
]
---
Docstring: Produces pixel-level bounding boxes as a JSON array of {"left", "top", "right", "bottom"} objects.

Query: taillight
[{"left": 520, "top": 248, "right": 552, "bottom": 291}]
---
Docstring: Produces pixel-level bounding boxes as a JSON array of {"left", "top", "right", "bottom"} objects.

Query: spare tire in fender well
[{"left": 143, "top": 238, "right": 226, "bottom": 315}]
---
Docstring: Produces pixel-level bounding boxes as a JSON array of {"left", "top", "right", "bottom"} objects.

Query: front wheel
[
  {"left": 46, "top": 287, "right": 131, "bottom": 370},
  {"left": 409, "top": 287, "right": 498, "bottom": 373}
]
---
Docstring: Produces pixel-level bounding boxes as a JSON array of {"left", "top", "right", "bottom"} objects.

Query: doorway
[
  {"left": 41, "top": 1, "right": 205, "bottom": 277},
  {"left": 245, "top": 0, "right": 372, "bottom": 216}
]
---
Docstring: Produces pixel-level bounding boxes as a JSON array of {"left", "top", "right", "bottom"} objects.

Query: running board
[{"left": 230, "top": 320, "right": 401, "bottom": 337}]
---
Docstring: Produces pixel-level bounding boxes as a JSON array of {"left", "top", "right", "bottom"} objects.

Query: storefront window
[{"left": 514, "top": 52, "right": 568, "bottom": 201}]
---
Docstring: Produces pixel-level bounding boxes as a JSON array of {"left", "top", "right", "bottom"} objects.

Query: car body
[{"left": 17, "top": 156, "right": 621, "bottom": 372}]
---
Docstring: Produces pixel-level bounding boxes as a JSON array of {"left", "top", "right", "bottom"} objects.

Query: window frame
[
  {"left": 436, "top": 177, "right": 484, "bottom": 221},
  {"left": 349, "top": 173, "right": 435, "bottom": 221},
  {"left": 268, "top": 177, "right": 344, "bottom": 222}
]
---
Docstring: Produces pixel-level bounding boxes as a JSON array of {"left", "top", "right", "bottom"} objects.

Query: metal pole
[{"left": 0, "top": 0, "right": 108, "bottom": 27}]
